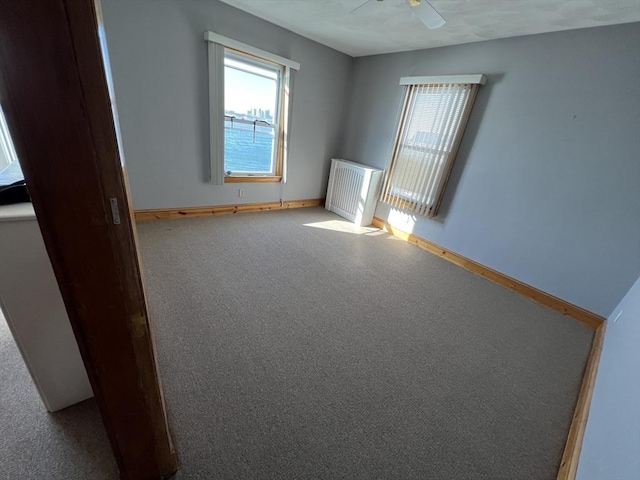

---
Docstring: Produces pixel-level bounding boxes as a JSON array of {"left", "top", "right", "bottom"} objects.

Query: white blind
[{"left": 382, "top": 82, "right": 479, "bottom": 217}]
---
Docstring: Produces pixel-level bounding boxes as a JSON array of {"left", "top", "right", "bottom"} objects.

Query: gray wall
[
  {"left": 577, "top": 276, "right": 640, "bottom": 480},
  {"left": 101, "top": 0, "right": 352, "bottom": 210},
  {"left": 103, "top": 3, "right": 638, "bottom": 317},
  {"left": 340, "top": 23, "right": 640, "bottom": 317}
]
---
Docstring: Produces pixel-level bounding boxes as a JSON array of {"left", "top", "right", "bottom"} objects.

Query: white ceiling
[{"left": 219, "top": 0, "right": 640, "bottom": 57}]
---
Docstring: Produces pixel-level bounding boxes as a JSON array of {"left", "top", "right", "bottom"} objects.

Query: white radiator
[{"left": 325, "top": 159, "right": 384, "bottom": 226}]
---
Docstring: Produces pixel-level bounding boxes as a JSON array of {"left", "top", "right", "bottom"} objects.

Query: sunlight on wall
[{"left": 387, "top": 207, "right": 417, "bottom": 234}]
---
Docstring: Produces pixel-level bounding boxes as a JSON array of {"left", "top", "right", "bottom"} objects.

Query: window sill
[{"left": 224, "top": 175, "right": 282, "bottom": 184}]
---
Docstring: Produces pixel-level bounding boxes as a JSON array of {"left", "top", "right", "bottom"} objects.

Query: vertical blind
[{"left": 382, "top": 78, "right": 482, "bottom": 217}]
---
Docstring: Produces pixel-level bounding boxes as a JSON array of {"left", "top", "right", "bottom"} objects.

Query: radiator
[{"left": 325, "top": 159, "right": 384, "bottom": 226}]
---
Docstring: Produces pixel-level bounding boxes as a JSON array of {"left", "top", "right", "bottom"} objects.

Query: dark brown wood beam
[{"left": 0, "top": 0, "right": 178, "bottom": 478}]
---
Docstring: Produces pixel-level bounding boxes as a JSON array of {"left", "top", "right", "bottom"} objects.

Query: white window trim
[
  {"left": 400, "top": 74, "right": 486, "bottom": 86},
  {"left": 204, "top": 31, "right": 299, "bottom": 185},
  {"left": 205, "top": 31, "right": 300, "bottom": 71}
]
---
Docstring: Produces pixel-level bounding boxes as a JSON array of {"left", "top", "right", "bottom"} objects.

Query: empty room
[{"left": 0, "top": 1, "right": 639, "bottom": 479}]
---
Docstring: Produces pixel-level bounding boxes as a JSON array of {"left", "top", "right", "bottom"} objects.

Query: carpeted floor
[
  {"left": 0, "top": 309, "right": 117, "bottom": 479},
  {"left": 0, "top": 207, "right": 594, "bottom": 479},
  {"left": 137, "top": 207, "right": 593, "bottom": 480}
]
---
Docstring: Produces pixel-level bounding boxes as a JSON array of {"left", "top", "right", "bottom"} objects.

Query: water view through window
[
  {"left": 224, "top": 53, "right": 280, "bottom": 174},
  {"left": 223, "top": 121, "right": 274, "bottom": 173}
]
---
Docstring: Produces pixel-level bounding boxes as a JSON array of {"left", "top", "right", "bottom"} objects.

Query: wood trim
[
  {"left": 224, "top": 175, "right": 282, "bottom": 183},
  {"left": 134, "top": 198, "right": 324, "bottom": 221},
  {"left": 275, "top": 63, "right": 286, "bottom": 181},
  {"left": 556, "top": 322, "right": 605, "bottom": 480},
  {"left": 371, "top": 217, "right": 605, "bottom": 328},
  {"left": 0, "top": 1, "right": 177, "bottom": 478}
]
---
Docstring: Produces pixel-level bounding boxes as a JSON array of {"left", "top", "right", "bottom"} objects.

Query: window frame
[
  {"left": 0, "top": 106, "right": 19, "bottom": 174},
  {"left": 382, "top": 75, "right": 485, "bottom": 217},
  {"left": 223, "top": 48, "right": 284, "bottom": 183},
  {"left": 204, "top": 31, "right": 300, "bottom": 186}
]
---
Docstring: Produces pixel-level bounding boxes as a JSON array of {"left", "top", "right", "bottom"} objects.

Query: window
[
  {"left": 205, "top": 32, "right": 300, "bottom": 185},
  {"left": 0, "top": 106, "right": 23, "bottom": 184},
  {"left": 382, "top": 75, "right": 485, "bottom": 217},
  {"left": 224, "top": 51, "right": 282, "bottom": 179}
]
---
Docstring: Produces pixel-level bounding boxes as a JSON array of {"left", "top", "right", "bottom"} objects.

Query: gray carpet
[
  {"left": 136, "top": 207, "right": 593, "bottom": 480},
  {"left": 0, "top": 310, "right": 118, "bottom": 479},
  {"left": 0, "top": 207, "right": 594, "bottom": 479}
]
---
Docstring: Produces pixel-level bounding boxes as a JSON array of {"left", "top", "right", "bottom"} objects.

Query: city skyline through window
[{"left": 224, "top": 56, "right": 278, "bottom": 122}]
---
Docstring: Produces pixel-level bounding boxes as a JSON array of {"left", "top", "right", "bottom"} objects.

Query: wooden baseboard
[
  {"left": 134, "top": 198, "right": 324, "bottom": 222},
  {"left": 371, "top": 217, "right": 604, "bottom": 329},
  {"left": 556, "top": 323, "right": 605, "bottom": 480}
]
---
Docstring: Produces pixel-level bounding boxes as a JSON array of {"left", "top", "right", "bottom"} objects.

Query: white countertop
[{"left": 0, "top": 202, "right": 35, "bottom": 222}]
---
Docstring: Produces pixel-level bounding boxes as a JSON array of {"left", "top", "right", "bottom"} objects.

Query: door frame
[{"left": 0, "top": 0, "right": 178, "bottom": 478}]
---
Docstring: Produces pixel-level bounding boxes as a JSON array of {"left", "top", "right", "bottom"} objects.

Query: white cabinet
[{"left": 0, "top": 202, "right": 93, "bottom": 412}]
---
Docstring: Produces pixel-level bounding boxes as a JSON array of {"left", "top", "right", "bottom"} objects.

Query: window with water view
[{"left": 224, "top": 50, "right": 282, "bottom": 177}]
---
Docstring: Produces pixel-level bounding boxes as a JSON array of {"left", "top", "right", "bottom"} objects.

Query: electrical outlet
[
  {"left": 238, "top": 189, "right": 245, "bottom": 198},
  {"left": 613, "top": 310, "right": 623, "bottom": 323}
]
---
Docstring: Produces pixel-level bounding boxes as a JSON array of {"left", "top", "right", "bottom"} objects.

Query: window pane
[
  {"left": 224, "top": 54, "right": 279, "bottom": 174},
  {"left": 405, "top": 90, "right": 462, "bottom": 152},
  {"left": 224, "top": 120, "right": 275, "bottom": 174}
]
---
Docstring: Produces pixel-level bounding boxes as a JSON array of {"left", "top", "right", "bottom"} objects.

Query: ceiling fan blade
[{"left": 410, "top": 0, "right": 446, "bottom": 29}]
